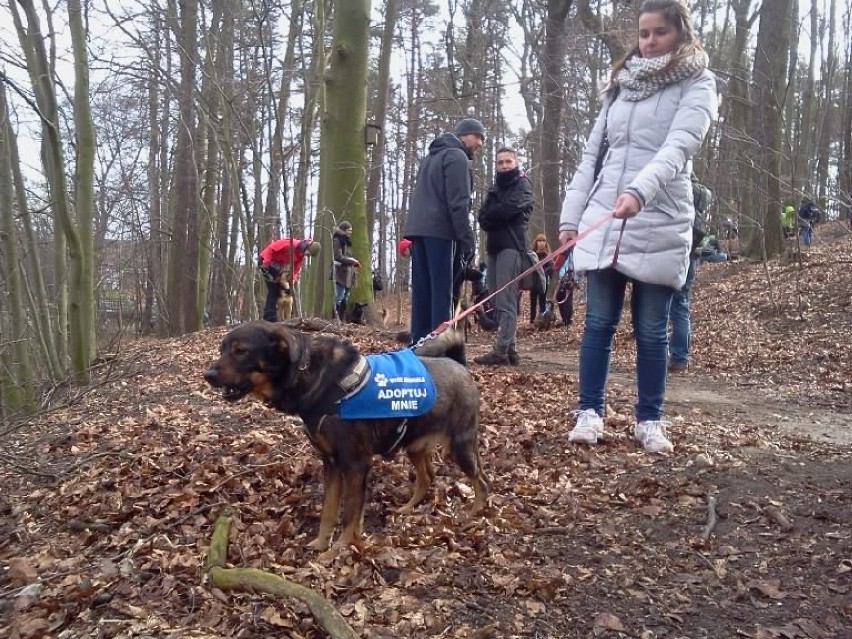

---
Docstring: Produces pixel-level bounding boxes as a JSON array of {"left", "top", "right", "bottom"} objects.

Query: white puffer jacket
[{"left": 559, "top": 69, "right": 718, "bottom": 290}]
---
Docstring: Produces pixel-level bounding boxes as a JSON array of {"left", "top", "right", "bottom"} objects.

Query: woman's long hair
[
  {"left": 532, "top": 233, "right": 550, "bottom": 254},
  {"left": 610, "top": 0, "right": 705, "bottom": 82}
]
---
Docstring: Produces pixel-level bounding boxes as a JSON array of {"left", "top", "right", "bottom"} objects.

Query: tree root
[
  {"left": 206, "top": 509, "right": 359, "bottom": 639},
  {"left": 764, "top": 504, "right": 795, "bottom": 532},
  {"left": 701, "top": 495, "right": 718, "bottom": 541}
]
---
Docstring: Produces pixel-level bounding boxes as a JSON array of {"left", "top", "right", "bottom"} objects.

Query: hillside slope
[{"left": 1, "top": 223, "right": 850, "bottom": 639}]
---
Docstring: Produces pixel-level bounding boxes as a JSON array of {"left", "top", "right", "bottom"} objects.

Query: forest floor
[{"left": 2, "top": 223, "right": 852, "bottom": 639}]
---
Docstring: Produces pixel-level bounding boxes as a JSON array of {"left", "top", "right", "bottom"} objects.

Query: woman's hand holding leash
[
  {"left": 612, "top": 192, "right": 641, "bottom": 219},
  {"left": 559, "top": 230, "right": 577, "bottom": 245}
]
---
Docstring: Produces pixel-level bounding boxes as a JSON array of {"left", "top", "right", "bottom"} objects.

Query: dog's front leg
[
  {"left": 308, "top": 459, "right": 342, "bottom": 552},
  {"left": 334, "top": 461, "right": 370, "bottom": 549}
]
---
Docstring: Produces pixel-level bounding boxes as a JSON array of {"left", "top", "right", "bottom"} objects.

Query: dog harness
[
  {"left": 299, "top": 349, "right": 437, "bottom": 457},
  {"left": 338, "top": 349, "right": 436, "bottom": 419}
]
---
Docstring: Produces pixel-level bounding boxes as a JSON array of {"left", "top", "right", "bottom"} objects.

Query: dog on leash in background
[
  {"left": 204, "top": 321, "right": 490, "bottom": 553},
  {"left": 274, "top": 265, "right": 295, "bottom": 320}
]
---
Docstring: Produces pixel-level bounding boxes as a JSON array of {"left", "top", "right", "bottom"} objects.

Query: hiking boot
[
  {"left": 507, "top": 348, "right": 520, "bottom": 365},
  {"left": 474, "top": 348, "right": 510, "bottom": 366},
  {"left": 668, "top": 360, "right": 688, "bottom": 373},
  {"left": 568, "top": 408, "right": 605, "bottom": 445},
  {"left": 634, "top": 420, "right": 674, "bottom": 454}
]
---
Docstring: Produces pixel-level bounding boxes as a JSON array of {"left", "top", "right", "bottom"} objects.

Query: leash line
[{"left": 437, "top": 211, "right": 618, "bottom": 332}]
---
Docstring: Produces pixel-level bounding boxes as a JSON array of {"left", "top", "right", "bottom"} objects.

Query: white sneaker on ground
[
  {"left": 634, "top": 420, "right": 674, "bottom": 454},
  {"left": 568, "top": 408, "right": 605, "bottom": 445}
]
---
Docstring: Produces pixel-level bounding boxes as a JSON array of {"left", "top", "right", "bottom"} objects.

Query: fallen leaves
[{"left": 1, "top": 227, "right": 851, "bottom": 638}]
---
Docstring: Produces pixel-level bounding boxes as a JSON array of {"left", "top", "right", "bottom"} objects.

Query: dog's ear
[{"left": 268, "top": 324, "right": 308, "bottom": 369}]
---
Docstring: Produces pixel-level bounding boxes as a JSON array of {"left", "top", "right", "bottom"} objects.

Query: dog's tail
[{"left": 412, "top": 327, "right": 466, "bottom": 367}]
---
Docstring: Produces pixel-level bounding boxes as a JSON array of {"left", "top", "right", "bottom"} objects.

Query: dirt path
[{"left": 470, "top": 336, "right": 852, "bottom": 447}]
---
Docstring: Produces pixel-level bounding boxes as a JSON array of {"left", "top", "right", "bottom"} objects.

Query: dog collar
[{"left": 338, "top": 354, "right": 369, "bottom": 397}]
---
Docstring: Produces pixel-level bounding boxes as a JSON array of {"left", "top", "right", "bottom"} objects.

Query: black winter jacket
[
  {"left": 477, "top": 168, "right": 534, "bottom": 256},
  {"left": 403, "top": 133, "right": 476, "bottom": 256},
  {"left": 332, "top": 231, "right": 358, "bottom": 288}
]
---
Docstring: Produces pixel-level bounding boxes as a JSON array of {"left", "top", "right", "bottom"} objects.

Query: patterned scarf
[{"left": 615, "top": 50, "right": 708, "bottom": 101}]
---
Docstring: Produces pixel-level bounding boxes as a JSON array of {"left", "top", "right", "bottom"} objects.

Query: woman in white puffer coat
[{"left": 559, "top": 0, "right": 718, "bottom": 454}]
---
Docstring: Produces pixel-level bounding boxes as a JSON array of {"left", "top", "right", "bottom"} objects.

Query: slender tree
[
  {"left": 165, "top": 0, "right": 200, "bottom": 335},
  {"left": 538, "top": 0, "right": 572, "bottom": 246},
  {"left": 311, "top": 0, "right": 372, "bottom": 317},
  {"left": 0, "top": 82, "right": 35, "bottom": 415},
  {"left": 747, "top": 0, "right": 794, "bottom": 258}
]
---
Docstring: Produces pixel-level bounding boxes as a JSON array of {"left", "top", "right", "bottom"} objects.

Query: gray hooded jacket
[
  {"left": 560, "top": 68, "right": 718, "bottom": 290},
  {"left": 404, "top": 133, "right": 476, "bottom": 256}
]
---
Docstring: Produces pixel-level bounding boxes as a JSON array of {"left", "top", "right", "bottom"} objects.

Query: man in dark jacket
[
  {"left": 474, "top": 147, "right": 534, "bottom": 365},
  {"left": 331, "top": 220, "right": 361, "bottom": 320},
  {"left": 797, "top": 197, "right": 820, "bottom": 247},
  {"left": 403, "top": 118, "right": 483, "bottom": 343}
]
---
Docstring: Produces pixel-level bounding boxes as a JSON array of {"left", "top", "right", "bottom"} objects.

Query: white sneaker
[
  {"left": 634, "top": 420, "right": 674, "bottom": 454},
  {"left": 568, "top": 409, "right": 605, "bottom": 445}
]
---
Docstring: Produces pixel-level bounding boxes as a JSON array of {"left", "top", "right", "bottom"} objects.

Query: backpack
[
  {"left": 372, "top": 271, "right": 384, "bottom": 292},
  {"left": 691, "top": 178, "right": 712, "bottom": 250}
]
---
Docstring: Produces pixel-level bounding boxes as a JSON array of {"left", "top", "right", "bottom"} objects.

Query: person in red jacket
[{"left": 258, "top": 238, "right": 321, "bottom": 321}]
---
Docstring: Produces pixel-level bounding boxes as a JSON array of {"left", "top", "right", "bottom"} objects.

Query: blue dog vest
[{"left": 338, "top": 349, "right": 436, "bottom": 419}]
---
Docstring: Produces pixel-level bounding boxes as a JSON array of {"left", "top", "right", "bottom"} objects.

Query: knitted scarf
[{"left": 615, "top": 50, "right": 708, "bottom": 101}]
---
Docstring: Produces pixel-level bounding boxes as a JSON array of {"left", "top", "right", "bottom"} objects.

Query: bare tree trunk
[
  {"left": 317, "top": 0, "right": 372, "bottom": 314},
  {"left": 197, "top": 0, "right": 225, "bottom": 324},
  {"left": 313, "top": 0, "right": 371, "bottom": 317},
  {"left": 365, "top": 0, "right": 400, "bottom": 270},
  {"left": 815, "top": 0, "right": 837, "bottom": 206},
  {"left": 165, "top": 0, "right": 200, "bottom": 335},
  {"left": 0, "top": 80, "right": 62, "bottom": 379},
  {"left": 261, "top": 0, "right": 303, "bottom": 246},
  {"left": 717, "top": 0, "right": 757, "bottom": 230},
  {"left": 12, "top": 0, "right": 89, "bottom": 378},
  {"left": 539, "top": 0, "right": 572, "bottom": 247},
  {"left": 794, "top": 0, "right": 817, "bottom": 199},
  {"left": 747, "top": 0, "right": 793, "bottom": 259},
  {"left": 68, "top": 0, "right": 96, "bottom": 363},
  {"left": 839, "top": 6, "right": 852, "bottom": 212},
  {"left": 301, "top": 0, "right": 330, "bottom": 316},
  {"left": 575, "top": 0, "right": 628, "bottom": 63},
  {"left": 209, "top": 0, "right": 237, "bottom": 326},
  {"left": 0, "top": 82, "right": 35, "bottom": 415}
]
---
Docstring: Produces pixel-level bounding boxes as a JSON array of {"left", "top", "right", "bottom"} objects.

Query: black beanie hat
[{"left": 454, "top": 118, "right": 486, "bottom": 141}]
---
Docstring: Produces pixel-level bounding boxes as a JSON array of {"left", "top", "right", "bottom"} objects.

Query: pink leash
[{"left": 427, "top": 212, "right": 622, "bottom": 338}]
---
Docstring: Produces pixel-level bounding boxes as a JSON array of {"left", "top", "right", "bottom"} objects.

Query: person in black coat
[
  {"left": 529, "top": 233, "right": 554, "bottom": 324},
  {"left": 331, "top": 221, "right": 361, "bottom": 319},
  {"left": 403, "top": 118, "right": 484, "bottom": 344},
  {"left": 474, "top": 147, "right": 534, "bottom": 365}
]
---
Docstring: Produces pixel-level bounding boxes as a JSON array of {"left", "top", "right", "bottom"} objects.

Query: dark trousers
[
  {"left": 263, "top": 280, "right": 281, "bottom": 322},
  {"left": 529, "top": 283, "right": 548, "bottom": 322},
  {"left": 410, "top": 237, "right": 454, "bottom": 343}
]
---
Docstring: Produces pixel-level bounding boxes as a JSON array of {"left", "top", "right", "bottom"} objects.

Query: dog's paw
[{"left": 307, "top": 537, "right": 331, "bottom": 552}]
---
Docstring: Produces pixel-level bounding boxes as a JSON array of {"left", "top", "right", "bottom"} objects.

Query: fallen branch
[
  {"left": 764, "top": 504, "right": 795, "bottom": 532},
  {"left": 281, "top": 317, "right": 341, "bottom": 333},
  {"left": 701, "top": 495, "right": 718, "bottom": 541},
  {"left": 207, "top": 509, "right": 359, "bottom": 639}
]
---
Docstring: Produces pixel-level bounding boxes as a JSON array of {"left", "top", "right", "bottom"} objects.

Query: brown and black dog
[
  {"left": 274, "top": 266, "right": 294, "bottom": 320},
  {"left": 203, "top": 321, "right": 489, "bottom": 552}
]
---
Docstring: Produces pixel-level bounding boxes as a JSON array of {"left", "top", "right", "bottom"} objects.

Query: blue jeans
[
  {"left": 799, "top": 224, "right": 813, "bottom": 246},
  {"left": 668, "top": 259, "right": 696, "bottom": 365},
  {"left": 579, "top": 268, "right": 675, "bottom": 422},
  {"left": 334, "top": 282, "right": 350, "bottom": 305},
  {"left": 409, "top": 237, "right": 454, "bottom": 343}
]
